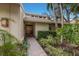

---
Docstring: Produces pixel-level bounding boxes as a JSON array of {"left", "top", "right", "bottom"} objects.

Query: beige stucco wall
[
  {"left": 0, "top": 4, "right": 24, "bottom": 43},
  {"left": 35, "top": 23, "right": 49, "bottom": 38},
  {"left": 18, "top": 4, "right": 24, "bottom": 42},
  {"left": 0, "top": 4, "right": 10, "bottom": 31}
]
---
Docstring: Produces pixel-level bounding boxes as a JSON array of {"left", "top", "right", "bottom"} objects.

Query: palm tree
[
  {"left": 47, "top": 3, "right": 58, "bottom": 30},
  {"left": 62, "top": 3, "right": 79, "bottom": 23},
  {"left": 62, "top": 4, "right": 72, "bottom": 23},
  {"left": 47, "top": 3, "right": 64, "bottom": 43}
]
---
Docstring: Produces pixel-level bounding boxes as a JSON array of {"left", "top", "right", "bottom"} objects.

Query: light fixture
[{"left": 1, "top": 18, "right": 9, "bottom": 27}]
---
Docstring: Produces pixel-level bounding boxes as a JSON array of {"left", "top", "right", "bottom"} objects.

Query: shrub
[
  {"left": 44, "top": 45, "right": 72, "bottom": 56},
  {"left": 44, "top": 45, "right": 63, "bottom": 56},
  {"left": 0, "top": 29, "right": 18, "bottom": 44},
  {"left": 39, "top": 35, "right": 61, "bottom": 47},
  {"left": 38, "top": 32, "right": 73, "bottom": 56},
  {"left": 23, "top": 38, "right": 28, "bottom": 51},
  {"left": 38, "top": 31, "right": 56, "bottom": 39},
  {"left": 39, "top": 38, "right": 51, "bottom": 48},
  {"left": 0, "top": 29, "right": 27, "bottom": 56},
  {"left": 38, "top": 35, "right": 54, "bottom": 47},
  {"left": 0, "top": 43, "right": 22, "bottom": 56},
  {"left": 56, "top": 24, "right": 79, "bottom": 45}
]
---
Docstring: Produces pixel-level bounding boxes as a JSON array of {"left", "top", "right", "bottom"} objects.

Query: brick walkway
[{"left": 27, "top": 37, "right": 47, "bottom": 56}]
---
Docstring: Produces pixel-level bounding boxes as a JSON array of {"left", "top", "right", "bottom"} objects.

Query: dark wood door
[{"left": 25, "top": 25, "right": 33, "bottom": 37}]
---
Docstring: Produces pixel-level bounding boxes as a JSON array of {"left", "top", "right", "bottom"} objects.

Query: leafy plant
[
  {"left": 39, "top": 38, "right": 51, "bottom": 48},
  {"left": 56, "top": 24, "right": 79, "bottom": 45},
  {"left": 44, "top": 45, "right": 72, "bottom": 56},
  {"left": 38, "top": 31, "right": 56, "bottom": 39},
  {"left": 0, "top": 29, "right": 27, "bottom": 56}
]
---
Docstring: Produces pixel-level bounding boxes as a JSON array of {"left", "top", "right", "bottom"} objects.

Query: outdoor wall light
[{"left": 1, "top": 18, "right": 9, "bottom": 27}]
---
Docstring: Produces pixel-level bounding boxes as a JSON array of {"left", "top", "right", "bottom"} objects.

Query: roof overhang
[{"left": 24, "top": 17, "right": 54, "bottom": 23}]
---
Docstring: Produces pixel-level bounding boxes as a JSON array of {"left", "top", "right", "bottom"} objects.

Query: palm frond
[{"left": 47, "top": 3, "right": 53, "bottom": 11}]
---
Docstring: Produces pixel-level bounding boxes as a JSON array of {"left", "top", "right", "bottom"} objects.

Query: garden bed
[
  {"left": 37, "top": 24, "right": 79, "bottom": 56},
  {"left": 38, "top": 36, "right": 79, "bottom": 56}
]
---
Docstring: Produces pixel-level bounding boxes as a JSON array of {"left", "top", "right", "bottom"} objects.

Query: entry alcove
[{"left": 24, "top": 22, "right": 35, "bottom": 37}]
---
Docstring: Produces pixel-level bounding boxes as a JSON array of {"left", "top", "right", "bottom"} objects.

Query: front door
[{"left": 25, "top": 25, "right": 34, "bottom": 37}]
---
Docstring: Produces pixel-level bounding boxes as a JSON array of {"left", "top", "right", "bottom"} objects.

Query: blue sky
[
  {"left": 23, "top": 3, "right": 48, "bottom": 15},
  {"left": 23, "top": 3, "right": 78, "bottom": 20}
]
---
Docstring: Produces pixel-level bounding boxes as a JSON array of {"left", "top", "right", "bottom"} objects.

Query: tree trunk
[
  {"left": 55, "top": 20, "right": 58, "bottom": 29},
  {"left": 59, "top": 3, "right": 64, "bottom": 43},
  {"left": 52, "top": 4, "right": 58, "bottom": 30}
]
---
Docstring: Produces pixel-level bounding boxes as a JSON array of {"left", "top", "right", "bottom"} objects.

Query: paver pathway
[{"left": 27, "top": 37, "right": 47, "bottom": 56}]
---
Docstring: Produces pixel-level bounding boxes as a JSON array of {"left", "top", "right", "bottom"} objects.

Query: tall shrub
[
  {"left": 56, "top": 24, "right": 79, "bottom": 45},
  {"left": 0, "top": 29, "right": 26, "bottom": 56},
  {"left": 38, "top": 31, "right": 56, "bottom": 39}
]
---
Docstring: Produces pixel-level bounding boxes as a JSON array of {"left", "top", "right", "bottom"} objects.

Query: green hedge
[{"left": 38, "top": 31, "right": 57, "bottom": 39}]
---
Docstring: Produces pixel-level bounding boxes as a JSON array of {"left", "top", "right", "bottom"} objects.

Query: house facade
[
  {"left": 23, "top": 13, "right": 55, "bottom": 38},
  {"left": 0, "top": 3, "right": 62, "bottom": 43},
  {"left": 0, "top": 3, "right": 24, "bottom": 43}
]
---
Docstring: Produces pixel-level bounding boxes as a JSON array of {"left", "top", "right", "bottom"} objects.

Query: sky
[
  {"left": 23, "top": 3, "right": 79, "bottom": 20},
  {"left": 23, "top": 3, "right": 48, "bottom": 15}
]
